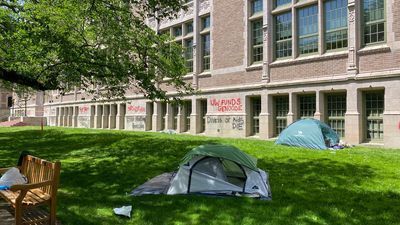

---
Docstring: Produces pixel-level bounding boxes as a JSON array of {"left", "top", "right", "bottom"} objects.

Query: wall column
[
  {"left": 165, "top": 103, "right": 173, "bottom": 130},
  {"left": 109, "top": 104, "right": 117, "bottom": 129},
  {"left": 152, "top": 102, "right": 162, "bottom": 131},
  {"left": 177, "top": 105, "right": 185, "bottom": 133},
  {"left": 72, "top": 106, "right": 79, "bottom": 127},
  {"left": 190, "top": 97, "right": 198, "bottom": 134},
  {"left": 89, "top": 105, "right": 95, "bottom": 128},
  {"left": 63, "top": 107, "right": 68, "bottom": 126},
  {"left": 95, "top": 105, "right": 103, "bottom": 129},
  {"left": 383, "top": 82, "right": 400, "bottom": 148},
  {"left": 287, "top": 92, "right": 298, "bottom": 125},
  {"left": 262, "top": 0, "right": 272, "bottom": 82},
  {"left": 259, "top": 92, "right": 273, "bottom": 139},
  {"left": 314, "top": 90, "right": 325, "bottom": 121},
  {"left": 116, "top": 104, "right": 126, "bottom": 130},
  {"left": 347, "top": 0, "right": 359, "bottom": 75},
  {"left": 58, "top": 107, "right": 64, "bottom": 126},
  {"left": 102, "top": 105, "right": 109, "bottom": 129},
  {"left": 345, "top": 85, "right": 362, "bottom": 144},
  {"left": 68, "top": 107, "right": 73, "bottom": 127}
]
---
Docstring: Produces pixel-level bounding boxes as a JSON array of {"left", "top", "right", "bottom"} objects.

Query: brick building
[{"left": 11, "top": 0, "right": 400, "bottom": 147}]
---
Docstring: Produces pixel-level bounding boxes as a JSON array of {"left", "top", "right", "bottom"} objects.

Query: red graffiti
[
  {"left": 79, "top": 106, "right": 89, "bottom": 113},
  {"left": 128, "top": 105, "right": 146, "bottom": 113},
  {"left": 210, "top": 98, "right": 242, "bottom": 112}
]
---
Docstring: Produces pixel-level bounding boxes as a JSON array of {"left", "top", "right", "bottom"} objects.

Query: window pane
[
  {"left": 275, "top": 96, "right": 289, "bottom": 136},
  {"left": 202, "top": 34, "right": 211, "bottom": 71},
  {"left": 298, "top": 5, "right": 319, "bottom": 54},
  {"left": 325, "top": 0, "right": 348, "bottom": 50},
  {"left": 327, "top": 94, "right": 346, "bottom": 138},
  {"left": 363, "top": 0, "right": 385, "bottom": 45},
  {"left": 202, "top": 16, "right": 211, "bottom": 30},
  {"left": 275, "top": 0, "right": 291, "bottom": 8},
  {"left": 251, "top": 0, "right": 263, "bottom": 15},
  {"left": 251, "top": 19, "right": 263, "bottom": 63},
  {"left": 185, "top": 39, "right": 193, "bottom": 73},
  {"left": 275, "top": 12, "right": 292, "bottom": 58},
  {"left": 186, "top": 22, "right": 193, "bottom": 34},
  {"left": 365, "top": 92, "right": 384, "bottom": 141},
  {"left": 173, "top": 26, "right": 182, "bottom": 37},
  {"left": 251, "top": 97, "right": 261, "bottom": 135},
  {"left": 299, "top": 95, "right": 316, "bottom": 119}
]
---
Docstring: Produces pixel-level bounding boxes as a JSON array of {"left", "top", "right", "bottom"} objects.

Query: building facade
[
  {"left": 12, "top": 0, "right": 400, "bottom": 147},
  {"left": 0, "top": 87, "right": 12, "bottom": 122}
]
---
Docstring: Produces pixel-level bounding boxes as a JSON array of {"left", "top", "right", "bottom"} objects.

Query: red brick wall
[
  {"left": 212, "top": 0, "right": 245, "bottom": 69},
  {"left": 270, "top": 57, "right": 348, "bottom": 82}
]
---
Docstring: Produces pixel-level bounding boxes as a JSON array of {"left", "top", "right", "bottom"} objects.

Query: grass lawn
[{"left": 0, "top": 127, "right": 399, "bottom": 225}]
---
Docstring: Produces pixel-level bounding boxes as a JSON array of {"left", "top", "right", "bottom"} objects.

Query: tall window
[
  {"left": 184, "top": 101, "right": 192, "bottom": 132},
  {"left": 201, "top": 16, "right": 211, "bottom": 72},
  {"left": 363, "top": 0, "right": 385, "bottom": 45},
  {"left": 299, "top": 95, "right": 316, "bottom": 119},
  {"left": 325, "top": 0, "right": 348, "bottom": 51},
  {"left": 249, "top": 0, "right": 263, "bottom": 64},
  {"left": 202, "top": 34, "right": 210, "bottom": 71},
  {"left": 200, "top": 100, "right": 207, "bottom": 133},
  {"left": 251, "top": 97, "right": 261, "bottom": 135},
  {"left": 275, "top": 12, "right": 292, "bottom": 59},
  {"left": 365, "top": 92, "right": 384, "bottom": 141},
  {"left": 251, "top": 19, "right": 263, "bottom": 63},
  {"left": 327, "top": 94, "right": 346, "bottom": 138},
  {"left": 298, "top": 5, "right": 319, "bottom": 55},
  {"left": 275, "top": 0, "right": 291, "bottom": 8},
  {"left": 275, "top": 96, "right": 289, "bottom": 136},
  {"left": 185, "top": 39, "right": 194, "bottom": 73}
]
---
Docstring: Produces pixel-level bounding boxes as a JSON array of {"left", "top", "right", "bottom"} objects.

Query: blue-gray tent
[{"left": 275, "top": 119, "right": 339, "bottom": 150}]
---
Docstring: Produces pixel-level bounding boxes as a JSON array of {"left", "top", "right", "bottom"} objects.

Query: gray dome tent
[{"left": 167, "top": 144, "right": 271, "bottom": 199}]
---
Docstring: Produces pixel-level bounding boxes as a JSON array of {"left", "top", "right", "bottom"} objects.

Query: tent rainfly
[
  {"left": 275, "top": 119, "right": 340, "bottom": 150},
  {"left": 131, "top": 144, "right": 272, "bottom": 200},
  {"left": 167, "top": 144, "right": 271, "bottom": 199}
]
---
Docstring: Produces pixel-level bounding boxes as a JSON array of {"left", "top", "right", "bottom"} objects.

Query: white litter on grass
[{"left": 113, "top": 205, "right": 132, "bottom": 218}]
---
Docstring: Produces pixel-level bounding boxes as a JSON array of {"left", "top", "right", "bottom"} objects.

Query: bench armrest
[
  {"left": 10, "top": 180, "right": 53, "bottom": 192},
  {"left": 0, "top": 167, "right": 21, "bottom": 174}
]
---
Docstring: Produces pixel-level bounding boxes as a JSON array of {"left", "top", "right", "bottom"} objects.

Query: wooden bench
[{"left": 0, "top": 155, "right": 61, "bottom": 225}]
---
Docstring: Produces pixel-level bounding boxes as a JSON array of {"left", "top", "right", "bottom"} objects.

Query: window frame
[
  {"left": 324, "top": 0, "right": 349, "bottom": 52},
  {"left": 361, "top": 0, "right": 387, "bottom": 46},
  {"left": 274, "top": 11, "right": 293, "bottom": 60},
  {"left": 184, "top": 38, "right": 194, "bottom": 73},
  {"left": 297, "top": 5, "right": 319, "bottom": 56}
]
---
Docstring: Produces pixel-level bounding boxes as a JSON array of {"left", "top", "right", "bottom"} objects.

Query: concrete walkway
[
  {"left": 0, "top": 200, "right": 61, "bottom": 225},
  {"left": 0, "top": 200, "right": 14, "bottom": 225}
]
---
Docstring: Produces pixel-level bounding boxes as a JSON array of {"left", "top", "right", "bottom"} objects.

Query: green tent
[
  {"left": 181, "top": 144, "right": 258, "bottom": 171},
  {"left": 275, "top": 119, "right": 339, "bottom": 150}
]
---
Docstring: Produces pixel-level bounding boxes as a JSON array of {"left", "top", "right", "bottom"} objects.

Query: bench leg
[
  {"left": 14, "top": 205, "right": 22, "bottom": 225},
  {"left": 50, "top": 200, "right": 57, "bottom": 225}
]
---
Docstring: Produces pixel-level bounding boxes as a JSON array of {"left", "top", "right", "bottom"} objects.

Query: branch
[{"left": 0, "top": 68, "right": 55, "bottom": 90}]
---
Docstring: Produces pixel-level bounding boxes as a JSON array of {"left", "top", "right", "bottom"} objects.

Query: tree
[{"left": 0, "top": 0, "right": 192, "bottom": 100}]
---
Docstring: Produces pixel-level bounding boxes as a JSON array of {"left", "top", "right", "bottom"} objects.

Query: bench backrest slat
[{"left": 20, "top": 155, "right": 61, "bottom": 196}]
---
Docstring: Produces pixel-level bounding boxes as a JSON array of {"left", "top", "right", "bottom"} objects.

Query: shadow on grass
[{"left": 0, "top": 128, "right": 399, "bottom": 225}]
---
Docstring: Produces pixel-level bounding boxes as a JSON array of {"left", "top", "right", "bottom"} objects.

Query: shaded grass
[{"left": 0, "top": 127, "right": 399, "bottom": 225}]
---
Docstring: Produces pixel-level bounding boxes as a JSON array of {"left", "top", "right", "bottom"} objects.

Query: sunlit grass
[{"left": 0, "top": 126, "right": 399, "bottom": 225}]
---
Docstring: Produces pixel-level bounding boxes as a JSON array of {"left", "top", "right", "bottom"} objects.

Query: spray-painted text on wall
[{"left": 210, "top": 98, "right": 242, "bottom": 112}]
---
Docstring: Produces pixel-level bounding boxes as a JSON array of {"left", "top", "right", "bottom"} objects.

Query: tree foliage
[{"left": 0, "top": 0, "right": 192, "bottom": 100}]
